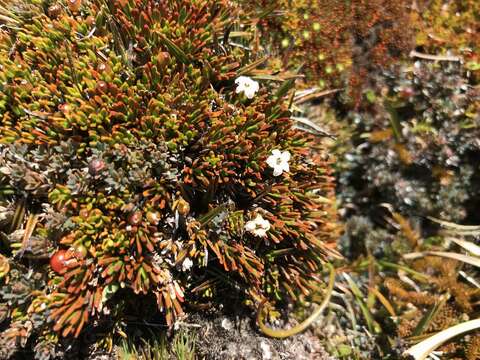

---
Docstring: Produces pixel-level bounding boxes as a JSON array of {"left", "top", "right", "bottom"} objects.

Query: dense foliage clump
[
  {"left": 414, "top": 0, "right": 480, "bottom": 62},
  {"left": 0, "top": 0, "right": 338, "bottom": 357},
  {"left": 338, "top": 59, "right": 480, "bottom": 234},
  {"left": 239, "top": 0, "right": 413, "bottom": 89},
  {"left": 331, "top": 2, "right": 480, "bottom": 358}
]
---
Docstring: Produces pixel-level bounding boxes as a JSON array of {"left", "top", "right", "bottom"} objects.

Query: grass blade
[
  {"left": 427, "top": 216, "right": 480, "bottom": 231},
  {"left": 405, "top": 318, "right": 480, "bottom": 360},
  {"left": 411, "top": 295, "right": 448, "bottom": 337},
  {"left": 403, "top": 251, "right": 480, "bottom": 268},
  {"left": 368, "top": 286, "right": 396, "bottom": 317},
  {"left": 343, "top": 273, "right": 376, "bottom": 333},
  {"left": 445, "top": 237, "right": 480, "bottom": 257}
]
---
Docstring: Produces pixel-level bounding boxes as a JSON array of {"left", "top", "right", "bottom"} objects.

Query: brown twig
[{"left": 409, "top": 50, "right": 462, "bottom": 62}]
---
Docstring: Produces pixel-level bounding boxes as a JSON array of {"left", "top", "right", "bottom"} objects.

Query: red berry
[
  {"left": 79, "top": 208, "right": 90, "bottom": 219},
  {"left": 96, "top": 81, "right": 108, "bottom": 93},
  {"left": 156, "top": 52, "right": 170, "bottom": 68},
  {"left": 85, "top": 16, "right": 95, "bottom": 26},
  {"left": 59, "top": 104, "right": 71, "bottom": 113},
  {"left": 50, "top": 250, "right": 68, "bottom": 273},
  {"left": 97, "top": 63, "right": 111, "bottom": 73},
  {"left": 400, "top": 87, "right": 414, "bottom": 99}
]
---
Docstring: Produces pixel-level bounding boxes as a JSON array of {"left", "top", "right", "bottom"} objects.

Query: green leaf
[
  {"left": 198, "top": 204, "right": 227, "bottom": 227},
  {"left": 365, "top": 90, "right": 376, "bottom": 103},
  {"left": 466, "top": 61, "right": 480, "bottom": 71},
  {"left": 411, "top": 295, "right": 448, "bottom": 337},
  {"left": 237, "top": 57, "right": 269, "bottom": 76},
  {"left": 384, "top": 99, "right": 403, "bottom": 142},
  {"left": 275, "top": 78, "right": 295, "bottom": 100},
  {"left": 343, "top": 273, "right": 379, "bottom": 333}
]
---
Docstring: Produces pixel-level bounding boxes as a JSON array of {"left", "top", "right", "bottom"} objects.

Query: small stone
[
  {"left": 260, "top": 340, "right": 273, "bottom": 360},
  {"left": 221, "top": 318, "right": 233, "bottom": 331}
]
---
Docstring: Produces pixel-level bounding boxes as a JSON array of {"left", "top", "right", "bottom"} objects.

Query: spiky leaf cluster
[{"left": 0, "top": 0, "right": 337, "bottom": 357}]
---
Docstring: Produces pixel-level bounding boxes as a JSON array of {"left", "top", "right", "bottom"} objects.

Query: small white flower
[
  {"left": 182, "top": 257, "right": 193, "bottom": 272},
  {"left": 235, "top": 76, "right": 259, "bottom": 99},
  {"left": 245, "top": 214, "right": 271, "bottom": 237},
  {"left": 266, "top": 149, "right": 291, "bottom": 176}
]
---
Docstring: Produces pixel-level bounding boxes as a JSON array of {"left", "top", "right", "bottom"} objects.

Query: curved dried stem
[
  {"left": 257, "top": 262, "right": 335, "bottom": 338},
  {"left": 405, "top": 318, "right": 480, "bottom": 360}
]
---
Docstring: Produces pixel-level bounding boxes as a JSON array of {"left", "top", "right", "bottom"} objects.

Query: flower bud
[
  {"left": 88, "top": 158, "right": 106, "bottom": 175},
  {"left": 96, "top": 81, "right": 108, "bottom": 93},
  {"left": 48, "top": 4, "right": 62, "bottom": 18},
  {"left": 128, "top": 211, "right": 143, "bottom": 226},
  {"left": 67, "top": 0, "right": 82, "bottom": 13}
]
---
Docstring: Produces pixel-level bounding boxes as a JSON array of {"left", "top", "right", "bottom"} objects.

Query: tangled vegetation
[
  {"left": 338, "top": 59, "right": 480, "bottom": 229},
  {"left": 239, "top": 0, "right": 413, "bottom": 91},
  {"left": 332, "top": 0, "right": 480, "bottom": 358}
]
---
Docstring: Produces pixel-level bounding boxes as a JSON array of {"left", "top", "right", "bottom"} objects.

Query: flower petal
[
  {"left": 245, "top": 90, "right": 254, "bottom": 99},
  {"left": 281, "top": 150, "right": 291, "bottom": 162},
  {"left": 266, "top": 155, "right": 277, "bottom": 168},
  {"left": 272, "top": 167, "right": 283, "bottom": 176},
  {"left": 260, "top": 219, "right": 271, "bottom": 231},
  {"left": 245, "top": 220, "right": 256, "bottom": 232},
  {"left": 182, "top": 258, "right": 193, "bottom": 272},
  {"left": 254, "top": 228, "right": 267, "bottom": 237},
  {"left": 235, "top": 76, "right": 245, "bottom": 85}
]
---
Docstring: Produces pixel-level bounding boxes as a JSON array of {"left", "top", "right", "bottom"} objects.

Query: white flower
[
  {"left": 245, "top": 214, "right": 271, "bottom": 237},
  {"left": 235, "top": 76, "right": 259, "bottom": 99},
  {"left": 266, "top": 149, "right": 291, "bottom": 176},
  {"left": 181, "top": 257, "right": 193, "bottom": 272}
]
